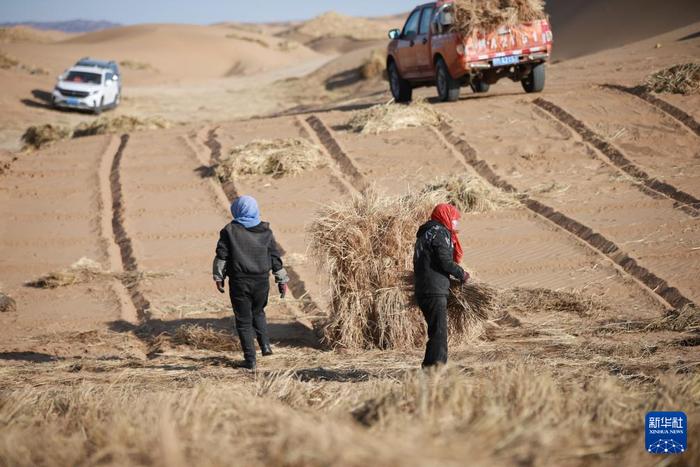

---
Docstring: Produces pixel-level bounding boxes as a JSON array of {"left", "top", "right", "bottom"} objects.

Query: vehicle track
[
  {"left": 305, "top": 116, "right": 368, "bottom": 192},
  {"left": 109, "top": 134, "right": 152, "bottom": 320},
  {"left": 601, "top": 85, "right": 700, "bottom": 138},
  {"left": 200, "top": 127, "right": 320, "bottom": 316},
  {"left": 437, "top": 122, "right": 694, "bottom": 310},
  {"left": 533, "top": 98, "right": 700, "bottom": 216}
]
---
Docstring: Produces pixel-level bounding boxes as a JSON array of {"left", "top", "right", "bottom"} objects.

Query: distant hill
[{"left": 0, "top": 20, "right": 120, "bottom": 33}]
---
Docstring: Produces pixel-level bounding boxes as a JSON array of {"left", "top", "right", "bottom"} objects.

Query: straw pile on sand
[
  {"left": 172, "top": 325, "right": 241, "bottom": 351},
  {"left": 27, "top": 258, "right": 167, "bottom": 289},
  {"left": 347, "top": 99, "right": 450, "bottom": 134},
  {"left": 644, "top": 63, "right": 700, "bottom": 95},
  {"left": 361, "top": 50, "right": 386, "bottom": 80},
  {"left": 0, "top": 292, "right": 16, "bottom": 313},
  {"left": 452, "top": 0, "right": 546, "bottom": 35},
  {"left": 497, "top": 287, "right": 608, "bottom": 317},
  {"left": 73, "top": 115, "right": 171, "bottom": 138},
  {"left": 217, "top": 138, "right": 325, "bottom": 181},
  {"left": 422, "top": 175, "right": 521, "bottom": 212},
  {"left": 21, "top": 124, "right": 71, "bottom": 149},
  {"left": 647, "top": 304, "right": 699, "bottom": 333}
]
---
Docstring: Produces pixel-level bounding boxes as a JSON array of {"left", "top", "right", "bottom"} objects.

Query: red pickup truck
[{"left": 387, "top": 0, "right": 553, "bottom": 102}]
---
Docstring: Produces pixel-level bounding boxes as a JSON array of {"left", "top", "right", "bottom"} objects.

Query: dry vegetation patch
[
  {"left": 452, "top": 0, "right": 546, "bottom": 35},
  {"left": 647, "top": 304, "right": 699, "bottom": 333},
  {"left": 644, "top": 63, "right": 700, "bottom": 95},
  {"left": 21, "top": 124, "right": 72, "bottom": 149},
  {"left": 0, "top": 51, "right": 19, "bottom": 69},
  {"left": 292, "top": 12, "right": 385, "bottom": 41},
  {"left": 27, "top": 257, "right": 168, "bottom": 289},
  {"left": 216, "top": 138, "right": 325, "bottom": 180},
  {"left": 72, "top": 115, "right": 171, "bottom": 138},
  {"left": 422, "top": 175, "right": 521, "bottom": 212},
  {"left": 0, "top": 292, "right": 17, "bottom": 313},
  {"left": 346, "top": 99, "right": 450, "bottom": 134},
  {"left": 119, "top": 60, "right": 157, "bottom": 71},
  {"left": 498, "top": 287, "right": 609, "bottom": 317},
  {"left": 225, "top": 32, "right": 269, "bottom": 48}
]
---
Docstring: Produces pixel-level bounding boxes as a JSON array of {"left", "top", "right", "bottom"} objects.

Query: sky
[{"left": 0, "top": 0, "right": 414, "bottom": 24}]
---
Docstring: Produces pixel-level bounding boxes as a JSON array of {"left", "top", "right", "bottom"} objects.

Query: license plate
[
  {"left": 493, "top": 55, "right": 519, "bottom": 67},
  {"left": 66, "top": 98, "right": 79, "bottom": 106}
]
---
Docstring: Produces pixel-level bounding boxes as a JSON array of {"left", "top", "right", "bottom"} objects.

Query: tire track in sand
[
  {"left": 533, "top": 98, "right": 700, "bottom": 217},
  {"left": 437, "top": 122, "right": 694, "bottom": 310},
  {"left": 109, "top": 134, "right": 152, "bottom": 320},
  {"left": 197, "top": 127, "right": 321, "bottom": 317},
  {"left": 601, "top": 85, "right": 700, "bottom": 138}
]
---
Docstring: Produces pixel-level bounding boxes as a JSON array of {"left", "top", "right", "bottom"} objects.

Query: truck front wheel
[
  {"left": 436, "top": 58, "right": 460, "bottom": 102},
  {"left": 388, "top": 62, "right": 412, "bottom": 103},
  {"left": 522, "top": 63, "right": 545, "bottom": 93}
]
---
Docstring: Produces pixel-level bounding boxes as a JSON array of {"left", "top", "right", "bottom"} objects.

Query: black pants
[
  {"left": 416, "top": 294, "right": 448, "bottom": 367},
  {"left": 229, "top": 276, "right": 270, "bottom": 364}
]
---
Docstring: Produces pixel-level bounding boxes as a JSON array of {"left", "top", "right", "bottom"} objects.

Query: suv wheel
[
  {"left": 93, "top": 97, "right": 104, "bottom": 115},
  {"left": 388, "top": 61, "right": 412, "bottom": 103},
  {"left": 436, "top": 58, "right": 460, "bottom": 102},
  {"left": 522, "top": 63, "right": 545, "bottom": 93}
]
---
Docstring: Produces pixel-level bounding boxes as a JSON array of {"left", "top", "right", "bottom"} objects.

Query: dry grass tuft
[
  {"left": 346, "top": 99, "right": 449, "bottom": 134},
  {"left": 309, "top": 189, "right": 497, "bottom": 350},
  {"left": 0, "top": 292, "right": 17, "bottom": 313},
  {"left": 216, "top": 138, "right": 325, "bottom": 180},
  {"left": 360, "top": 49, "right": 386, "bottom": 80},
  {"left": 72, "top": 115, "right": 171, "bottom": 138},
  {"left": 171, "top": 325, "right": 240, "bottom": 351},
  {"left": 422, "top": 175, "right": 521, "bottom": 213},
  {"left": 498, "top": 287, "right": 609, "bottom": 317},
  {"left": 21, "top": 124, "right": 72, "bottom": 150},
  {"left": 647, "top": 304, "right": 699, "bottom": 333},
  {"left": 644, "top": 63, "right": 700, "bottom": 95},
  {"left": 225, "top": 33, "right": 269, "bottom": 48},
  {"left": 452, "top": 0, "right": 546, "bottom": 35}
]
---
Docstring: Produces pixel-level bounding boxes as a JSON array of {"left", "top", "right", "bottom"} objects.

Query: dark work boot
[
  {"left": 237, "top": 329, "right": 257, "bottom": 370},
  {"left": 261, "top": 344, "right": 273, "bottom": 356}
]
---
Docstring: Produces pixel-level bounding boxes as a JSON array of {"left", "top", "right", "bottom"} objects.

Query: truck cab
[{"left": 387, "top": 0, "right": 553, "bottom": 102}]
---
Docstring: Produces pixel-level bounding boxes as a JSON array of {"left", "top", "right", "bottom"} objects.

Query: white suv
[{"left": 52, "top": 65, "right": 121, "bottom": 114}]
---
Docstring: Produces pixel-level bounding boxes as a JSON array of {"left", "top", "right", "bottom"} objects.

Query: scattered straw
[
  {"left": 422, "top": 175, "right": 521, "bottom": 213},
  {"left": 647, "top": 304, "right": 699, "bottom": 333},
  {"left": 347, "top": 99, "right": 450, "bottom": 134},
  {"left": 119, "top": 60, "right": 157, "bottom": 71},
  {"left": 73, "top": 115, "right": 171, "bottom": 138},
  {"left": 27, "top": 257, "right": 169, "bottom": 289},
  {"left": 0, "top": 51, "right": 19, "bottom": 69},
  {"left": 497, "top": 287, "right": 608, "bottom": 317},
  {"left": 21, "top": 124, "right": 71, "bottom": 150},
  {"left": 216, "top": 138, "right": 325, "bottom": 180},
  {"left": 644, "top": 63, "right": 700, "bottom": 95},
  {"left": 171, "top": 325, "right": 241, "bottom": 351},
  {"left": 451, "top": 0, "right": 546, "bottom": 35},
  {"left": 0, "top": 292, "right": 16, "bottom": 313}
]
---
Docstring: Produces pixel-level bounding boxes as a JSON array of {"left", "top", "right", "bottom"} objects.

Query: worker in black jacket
[
  {"left": 213, "top": 195, "right": 289, "bottom": 370},
  {"left": 413, "top": 203, "right": 468, "bottom": 368}
]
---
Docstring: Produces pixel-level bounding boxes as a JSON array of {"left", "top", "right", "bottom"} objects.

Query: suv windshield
[{"left": 65, "top": 71, "right": 102, "bottom": 85}]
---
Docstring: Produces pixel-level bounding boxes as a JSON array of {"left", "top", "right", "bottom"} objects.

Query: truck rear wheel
[
  {"left": 522, "top": 63, "right": 545, "bottom": 93},
  {"left": 470, "top": 79, "right": 490, "bottom": 93},
  {"left": 388, "top": 62, "right": 412, "bottom": 103},
  {"left": 436, "top": 58, "right": 460, "bottom": 102}
]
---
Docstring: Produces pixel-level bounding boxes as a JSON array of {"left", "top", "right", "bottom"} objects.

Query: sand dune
[
  {"left": 0, "top": 25, "right": 71, "bottom": 44},
  {"left": 547, "top": 0, "right": 700, "bottom": 59}
]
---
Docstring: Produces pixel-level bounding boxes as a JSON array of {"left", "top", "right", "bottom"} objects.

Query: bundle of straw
[
  {"left": 644, "top": 63, "right": 700, "bottom": 95},
  {"left": 451, "top": 0, "right": 546, "bottom": 36},
  {"left": 309, "top": 188, "right": 498, "bottom": 350}
]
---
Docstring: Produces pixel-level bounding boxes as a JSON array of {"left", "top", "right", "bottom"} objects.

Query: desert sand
[{"left": 0, "top": 2, "right": 699, "bottom": 465}]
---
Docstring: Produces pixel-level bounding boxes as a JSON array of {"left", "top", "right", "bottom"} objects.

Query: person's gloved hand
[
  {"left": 215, "top": 280, "right": 225, "bottom": 294},
  {"left": 278, "top": 282, "right": 288, "bottom": 299},
  {"left": 461, "top": 270, "right": 470, "bottom": 284}
]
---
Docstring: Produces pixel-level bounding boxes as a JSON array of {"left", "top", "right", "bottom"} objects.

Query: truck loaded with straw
[{"left": 386, "top": 0, "right": 553, "bottom": 102}]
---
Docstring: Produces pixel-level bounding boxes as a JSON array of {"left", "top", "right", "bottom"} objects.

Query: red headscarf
[{"left": 430, "top": 203, "right": 463, "bottom": 263}]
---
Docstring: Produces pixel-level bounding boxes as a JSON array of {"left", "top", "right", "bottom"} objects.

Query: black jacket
[
  {"left": 213, "top": 222, "right": 284, "bottom": 281},
  {"left": 413, "top": 220, "right": 465, "bottom": 297}
]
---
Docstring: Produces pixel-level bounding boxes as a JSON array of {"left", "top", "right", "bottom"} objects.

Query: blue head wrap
[{"left": 231, "top": 195, "right": 261, "bottom": 229}]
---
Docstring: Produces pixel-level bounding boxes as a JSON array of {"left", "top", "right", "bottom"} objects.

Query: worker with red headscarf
[{"left": 413, "top": 203, "right": 469, "bottom": 368}]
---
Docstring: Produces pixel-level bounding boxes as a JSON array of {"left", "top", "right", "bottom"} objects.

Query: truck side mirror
[{"left": 388, "top": 29, "right": 400, "bottom": 40}]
